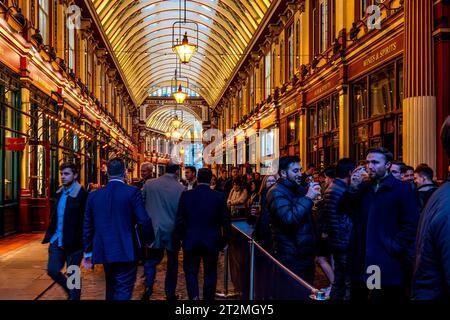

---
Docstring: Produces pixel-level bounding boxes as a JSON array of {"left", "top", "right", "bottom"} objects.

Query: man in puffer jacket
[
  {"left": 266, "top": 156, "right": 321, "bottom": 284},
  {"left": 319, "top": 158, "right": 356, "bottom": 300}
]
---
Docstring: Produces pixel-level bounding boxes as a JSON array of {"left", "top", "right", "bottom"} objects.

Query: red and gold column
[
  {"left": 403, "top": 0, "right": 436, "bottom": 170},
  {"left": 433, "top": 0, "right": 450, "bottom": 181}
]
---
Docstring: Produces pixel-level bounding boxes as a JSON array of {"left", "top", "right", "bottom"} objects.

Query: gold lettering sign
[
  {"left": 313, "top": 82, "right": 332, "bottom": 98},
  {"left": 363, "top": 42, "right": 398, "bottom": 67}
]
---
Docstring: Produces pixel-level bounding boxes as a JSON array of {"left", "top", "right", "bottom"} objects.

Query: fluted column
[{"left": 403, "top": 0, "right": 436, "bottom": 170}]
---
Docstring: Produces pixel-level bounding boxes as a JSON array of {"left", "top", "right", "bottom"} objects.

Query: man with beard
[
  {"left": 349, "top": 148, "right": 419, "bottom": 302},
  {"left": 266, "top": 156, "right": 321, "bottom": 284}
]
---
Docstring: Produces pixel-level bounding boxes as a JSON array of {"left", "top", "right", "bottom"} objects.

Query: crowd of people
[{"left": 41, "top": 116, "right": 450, "bottom": 301}]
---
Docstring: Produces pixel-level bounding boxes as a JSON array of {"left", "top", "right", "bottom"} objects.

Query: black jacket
[
  {"left": 349, "top": 174, "right": 419, "bottom": 286},
  {"left": 412, "top": 175, "right": 450, "bottom": 300},
  {"left": 416, "top": 184, "right": 438, "bottom": 213},
  {"left": 42, "top": 182, "right": 88, "bottom": 251},
  {"left": 173, "top": 185, "right": 231, "bottom": 252},
  {"left": 319, "top": 179, "right": 353, "bottom": 252},
  {"left": 266, "top": 178, "right": 315, "bottom": 258}
]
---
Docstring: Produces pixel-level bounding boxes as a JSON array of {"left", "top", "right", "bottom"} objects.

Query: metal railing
[{"left": 217, "top": 220, "right": 327, "bottom": 301}]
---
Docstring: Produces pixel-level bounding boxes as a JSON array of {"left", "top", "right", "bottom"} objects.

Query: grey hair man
[{"left": 136, "top": 162, "right": 154, "bottom": 190}]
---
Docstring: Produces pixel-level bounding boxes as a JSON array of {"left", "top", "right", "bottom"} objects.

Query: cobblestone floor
[
  {"left": 39, "top": 250, "right": 234, "bottom": 300},
  {"left": 0, "top": 235, "right": 328, "bottom": 300}
]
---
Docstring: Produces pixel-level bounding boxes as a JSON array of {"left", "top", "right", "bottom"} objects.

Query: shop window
[
  {"left": 260, "top": 128, "right": 276, "bottom": 175},
  {"left": 308, "top": 93, "right": 340, "bottom": 168},
  {"left": 288, "top": 113, "right": 300, "bottom": 144},
  {"left": 398, "top": 61, "right": 403, "bottom": 109},
  {"left": 309, "top": 108, "right": 318, "bottom": 137},
  {"left": 370, "top": 64, "right": 395, "bottom": 116},
  {"left": 318, "top": 99, "right": 330, "bottom": 134},
  {"left": 237, "top": 141, "right": 244, "bottom": 165},
  {"left": 331, "top": 93, "right": 339, "bottom": 129},
  {"left": 248, "top": 134, "right": 256, "bottom": 166},
  {"left": 352, "top": 79, "right": 368, "bottom": 122}
]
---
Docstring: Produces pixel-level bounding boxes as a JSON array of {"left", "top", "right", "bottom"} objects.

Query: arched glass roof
[
  {"left": 91, "top": 0, "right": 272, "bottom": 106},
  {"left": 146, "top": 105, "right": 202, "bottom": 137}
]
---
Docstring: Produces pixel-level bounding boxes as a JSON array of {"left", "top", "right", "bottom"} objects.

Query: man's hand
[
  {"left": 82, "top": 257, "right": 93, "bottom": 270},
  {"left": 305, "top": 182, "right": 321, "bottom": 201}
]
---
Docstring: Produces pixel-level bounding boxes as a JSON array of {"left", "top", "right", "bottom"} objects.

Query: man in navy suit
[
  {"left": 174, "top": 168, "right": 231, "bottom": 301},
  {"left": 82, "top": 158, "right": 154, "bottom": 300}
]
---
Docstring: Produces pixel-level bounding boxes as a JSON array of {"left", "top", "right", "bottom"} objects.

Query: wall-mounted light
[{"left": 289, "top": 121, "right": 295, "bottom": 130}]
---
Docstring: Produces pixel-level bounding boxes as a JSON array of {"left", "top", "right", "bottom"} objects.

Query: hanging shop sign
[{"left": 5, "top": 137, "right": 26, "bottom": 151}]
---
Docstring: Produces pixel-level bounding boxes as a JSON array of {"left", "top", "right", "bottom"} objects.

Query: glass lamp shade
[
  {"left": 173, "top": 85, "right": 187, "bottom": 104},
  {"left": 171, "top": 115, "right": 182, "bottom": 129},
  {"left": 171, "top": 130, "right": 181, "bottom": 140},
  {"left": 174, "top": 32, "right": 197, "bottom": 64},
  {"left": 180, "top": 147, "right": 185, "bottom": 154},
  {"left": 165, "top": 131, "right": 172, "bottom": 138}
]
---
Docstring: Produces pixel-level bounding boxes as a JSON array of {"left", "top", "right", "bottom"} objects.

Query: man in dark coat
[
  {"left": 349, "top": 148, "right": 419, "bottom": 302},
  {"left": 414, "top": 164, "right": 438, "bottom": 213},
  {"left": 135, "top": 162, "right": 153, "bottom": 190},
  {"left": 173, "top": 168, "right": 231, "bottom": 301},
  {"left": 42, "top": 162, "right": 88, "bottom": 300},
  {"left": 82, "top": 158, "right": 154, "bottom": 300},
  {"left": 266, "top": 156, "right": 321, "bottom": 284},
  {"left": 319, "top": 158, "right": 356, "bottom": 300},
  {"left": 412, "top": 116, "right": 450, "bottom": 300}
]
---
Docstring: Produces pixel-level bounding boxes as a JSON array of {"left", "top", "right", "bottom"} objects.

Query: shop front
[
  {"left": 305, "top": 73, "right": 341, "bottom": 169},
  {"left": 279, "top": 96, "right": 300, "bottom": 157},
  {"left": 0, "top": 64, "right": 23, "bottom": 236},
  {"left": 28, "top": 88, "right": 60, "bottom": 231},
  {"left": 348, "top": 33, "right": 404, "bottom": 163}
]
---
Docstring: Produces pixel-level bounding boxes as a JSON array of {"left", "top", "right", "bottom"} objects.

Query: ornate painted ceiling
[{"left": 91, "top": 0, "right": 272, "bottom": 108}]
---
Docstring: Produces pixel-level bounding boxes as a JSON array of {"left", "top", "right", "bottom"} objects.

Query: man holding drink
[{"left": 266, "top": 156, "right": 322, "bottom": 284}]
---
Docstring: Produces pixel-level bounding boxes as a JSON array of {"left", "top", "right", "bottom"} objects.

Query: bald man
[{"left": 136, "top": 162, "right": 154, "bottom": 190}]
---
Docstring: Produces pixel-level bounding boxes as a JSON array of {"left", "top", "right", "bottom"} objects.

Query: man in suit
[
  {"left": 183, "top": 166, "right": 198, "bottom": 190},
  {"left": 174, "top": 168, "right": 231, "bottom": 301},
  {"left": 42, "top": 162, "right": 88, "bottom": 300},
  {"left": 141, "top": 161, "right": 186, "bottom": 300},
  {"left": 82, "top": 158, "right": 154, "bottom": 300}
]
